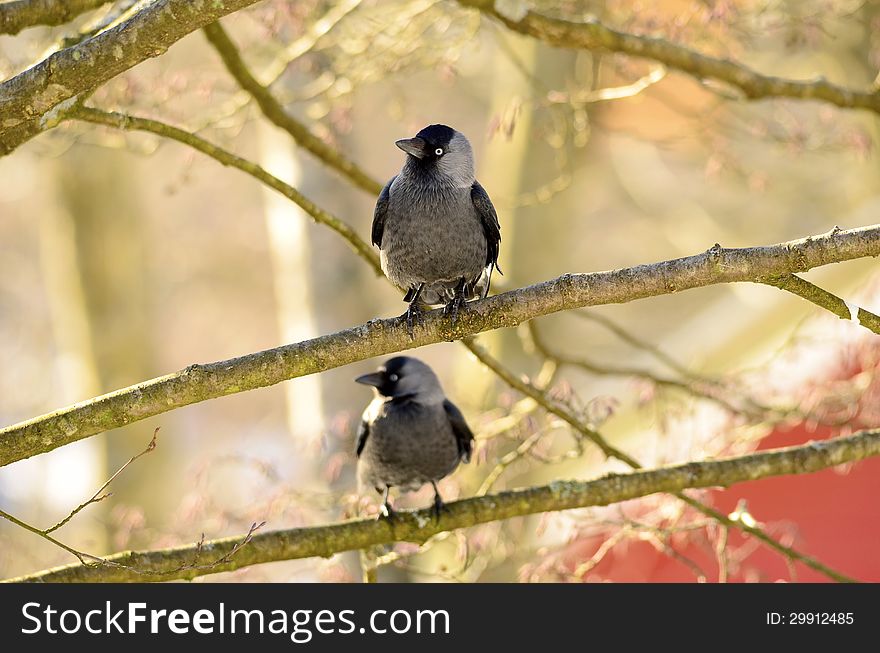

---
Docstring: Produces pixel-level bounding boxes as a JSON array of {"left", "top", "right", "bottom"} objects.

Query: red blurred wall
[{"left": 568, "top": 422, "right": 880, "bottom": 582}]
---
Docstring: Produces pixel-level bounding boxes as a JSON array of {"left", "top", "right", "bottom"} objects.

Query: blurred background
[{"left": 1, "top": 0, "right": 879, "bottom": 582}]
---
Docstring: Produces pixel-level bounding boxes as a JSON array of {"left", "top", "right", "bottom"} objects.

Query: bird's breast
[
  {"left": 358, "top": 402, "right": 462, "bottom": 489},
  {"left": 381, "top": 183, "right": 487, "bottom": 288}
]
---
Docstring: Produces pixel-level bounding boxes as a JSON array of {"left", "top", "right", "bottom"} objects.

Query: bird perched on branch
[
  {"left": 354, "top": 356, "right": 474, "bottom": 519},
  {"left": 371, "top": 124, "right": 502, "bottom": 336}
]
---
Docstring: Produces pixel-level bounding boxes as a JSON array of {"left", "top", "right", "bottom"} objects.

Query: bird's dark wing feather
[
  {"left": 355, "top": 419, "right": 370, "bottom": 458},
  {"left": 470, "top": 181, "right": 502, "bottom": 274},
  {"left": 371, "top": 177, "right": 395, "bottom": 248},
  {"left": 443, "top": 399, "right": 474, "bottom": 463}
]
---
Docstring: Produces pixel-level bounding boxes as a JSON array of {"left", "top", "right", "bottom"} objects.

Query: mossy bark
[
  {"left": 2, "top": 224, "right": 878, "bottom": 468},
  {"left": 8, "top": 428, "right": 877, "bottom": 582}
]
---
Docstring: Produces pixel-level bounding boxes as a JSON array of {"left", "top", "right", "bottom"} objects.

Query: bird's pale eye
[
  {"left": 389, "top": 373, "right": 399, "bottom": 382},
  {"left": 435, "top": 148, "right": 443, "bottom": 156}
]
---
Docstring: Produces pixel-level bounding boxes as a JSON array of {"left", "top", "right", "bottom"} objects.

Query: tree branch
[
  {"left": 763, "top": 273, "right": 880, "bottom": 334},
  {"left": 70, "top": 104, "right": 380, "bottom": 272},
  {"left": 526, "top": 320, "right": 754, "bottom": 417},
  {"left": 8, "top": 428, "right": 876, "bottom": 582},
  {"left": 0, "top": 429, "right": 158, "bottom": 567},
  {"left": 202, "top": 21, "right": 384, "bottom": 196},
  {"left": 572, "top": 309, "right": 715, "bottom": 383},
  {"left": 0, "top": 0, "right": 107, "bottom": 36},
  {"left": 0, "top": 0, "right": 266, "bottom": 156},
  {"left": 44, "top": 427, "right": 158, "bottom": 534},
  {"left": 0, "top": 508, "right": 104, "bottom": 567},
  {"left": 1, "top": 224, "right": 878, "bottom": 468},
  {"left": 458, "top": 0, "right": 880, "bottom": 115}
]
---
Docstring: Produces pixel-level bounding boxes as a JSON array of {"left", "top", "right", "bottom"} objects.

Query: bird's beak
[
  {"left": 395, "top": 137, "right": 428, "bottom": 159},
  {"left": 355, "top": 372, "right": 385, "bottom": 388}
]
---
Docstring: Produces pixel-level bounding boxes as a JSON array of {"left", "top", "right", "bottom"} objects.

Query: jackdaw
[
  {"left": 371, "top": 124, "right": 502, "bottom": 334},
  {"left": 355, "top": 356, "right": 474, "bottom": 518}
]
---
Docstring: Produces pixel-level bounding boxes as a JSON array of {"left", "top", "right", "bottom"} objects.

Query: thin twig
[
  {"left": 0, "top": 429, "right": 159, "bottom": 566},
  {"left": 45, "top": 427, "right": 159, "bottom": 534},
  {"left": 763, "top": 270, "right": 880, "bottom": 335}
]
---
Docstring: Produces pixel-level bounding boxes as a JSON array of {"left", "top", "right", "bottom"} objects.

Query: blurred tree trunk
[
  {"left": 258, "top": 119, "right": 328, "bottom": 580},
  {"left": 48, "top": 146, "right": 152, "bottom": 551},
  {"left": 258, "top": 120, "right": 326, "bottom": 447},
  {"left": 37, "top": 164, "right": 106, "bottom": 554},
  {"left": 35, "top": 146, "right": 153, "bottom": 553}
]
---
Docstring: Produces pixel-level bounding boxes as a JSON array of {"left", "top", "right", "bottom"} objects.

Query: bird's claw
[
  {"left": 431, "top": 495, "right": 447, "bottom": 523},
  {"left": 380, "top": 502, "right": 397, "bottom": 521},
  {"left": 404, "top": 303, "right": 422, "bottom": 339},
  {"left": 443, "top": 295, "right": 466, "bottom": 326}
]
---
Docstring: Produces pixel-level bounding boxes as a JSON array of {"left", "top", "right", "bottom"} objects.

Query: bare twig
[
  {"left": 0, "top": 508, "right": 104, "bottom": 567},
  {"left": 202, "top": 21, "right": 383, "bottom": 195},
  {"left": 0, "top": 429, "right": 158, "bottom": 566},
  {"left": 45, "top": 427, "right": 158, "bottom": 534},
  {"left": 69, "top": 104, "right": 380, "bottom": 273},
  {"left": 764, "top": 271, "right": 880, "bottom": 335}
]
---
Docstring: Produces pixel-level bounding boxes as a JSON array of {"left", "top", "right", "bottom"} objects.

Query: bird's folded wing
[
  {"left": 355, "top": 419, "right": 370, "bottom": 457},
  {"left": 443, "top": 399, "right": 475, "bottom": 463},
  {"left": 371, "top": 176, "right": 396, "bottom": 247},
  {"left": 471, "top": 180, "right": 502, "bottom": 274}
]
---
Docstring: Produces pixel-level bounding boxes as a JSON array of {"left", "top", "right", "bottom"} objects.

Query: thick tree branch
[
  {"left": 0, "top": 0, "right": 107, "bottom": 36},
  {"left": 458, "top": 0, "right": 880, "bottom": 115},
  {"left": 8, "top": 429, "right": 877, "bottom": 582},
  {"left": 0, "top": 0, "right": 266, "bottom": 155},
  {"left": 2, "top": 224, "right": 878, "bottom": 468},
  {"left": 202, "top": 21, "right": 384, "bottom": 196},
  {"left": 70, "top": 104, "right": 381, "bottom": 272}
]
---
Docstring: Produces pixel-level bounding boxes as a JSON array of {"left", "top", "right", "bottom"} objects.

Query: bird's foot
[
  {"left": 379, "top": 501, "right": 397, "bottom": 521},
  {"left": 402, "top": 302, "right": 423, "bottom": 340},
  {"left": 431, "top": 493, "right": 448, "bottom": 524},
  {"left": 443, "top": 294, "right": 466, "bottom": 327}
]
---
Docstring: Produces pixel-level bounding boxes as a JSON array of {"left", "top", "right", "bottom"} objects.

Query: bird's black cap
[
  {"left": 396, "top": 125, "right": 457, "bottom": 160},
  {"left": 355, "top": 356, "right": 414, "bottom": 397},
  {"left": 415, "top": 124, "right": 455, "bottom": 147},
  {"left": 383, "top": 356, "right": 411, "bottom": 375}
]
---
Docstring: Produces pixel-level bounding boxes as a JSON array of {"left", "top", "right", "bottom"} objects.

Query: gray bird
[
  {"left": 354, "top": 356, "right": 474, "bottom": 518},
  {"left": 372, "top": 124, "right": 502, "bottom": 334}
]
